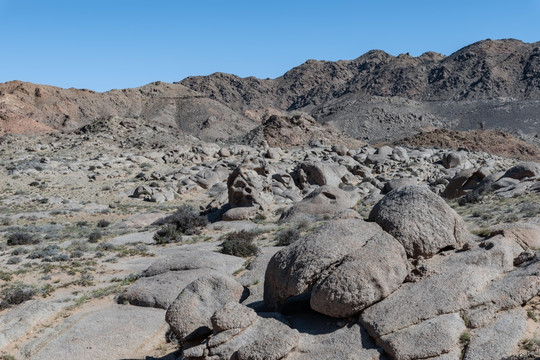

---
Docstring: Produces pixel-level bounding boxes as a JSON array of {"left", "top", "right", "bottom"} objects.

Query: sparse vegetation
[
  {"left": 88, "top": 231, "right": 103, "bottom": 243},
  {"left": 157, "top": 204, "right": 208, "bottom": 235},
  {"left": 460, "top": 331, "right": 471, "bottom": 345},
  {"left": 97, "top": 219, "right": 110, "bottom": 228},
  {"left": 0, "top": 281, "right": 36, "bottom": 308},
  {"left": 6, "top": 232, "right": 40, "bottom": 246},
  {"left": 219, "top": 230, "right": 259, "bottom": 257},
  {"left": 275, "top": 228, "right": 301, "bottom": 246},
  {"left": 527, "top": 310, "right": 538, "bottom": 322},
  {"left": 153, "top": 224, "right": 183, "bottom": 244}
]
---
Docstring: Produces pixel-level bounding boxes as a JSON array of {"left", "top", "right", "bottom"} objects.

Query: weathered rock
[
  {"left": 297, "top": 161, "right": 349, "bottom": 188},
  {"left": 265, "top": 148, "right": 281, "bottom": 160},
  {"left": 265, "top": 218, "right": 407, "bottom": 318},
  {"left": 285, "top": 318, "right": 383, "bottom": 360},
  {"left": 310, "top": 231, "right": 408, "bottom": 317},
  {"left": 122, "top": 269, "right": 216, "bottom": 309},
  {"left": 464, "top": 309, "right": 527, "bottom": 360},
  {"left": 442, "top": 152, "right": 464, "bottom": 169},
  {"left": 442, "top": 168, "right": 488, "bottom": 199},
  {"left": 332, "top": 144, "right": 348, "bottom": 156},
  {"left": 211, "top": 302, "right": 258, "bottom": 332},
  {"left": 361, "top": 236, "right": 523, "bottom": 337},
  {"left": 376, "top": 145, "right": 394, "bottom": 156},
  {"left": 379, "top": 313, "right": 466, "bottom": 360},
  {"left": 28, "top": 305, "right": 167, "bottom": 360},
  {"left": 165, "top": 275, "right": 245, "bottom": 342},
  {"left": 382, "top": 178, "right": 417, "bottom": 194},
  {"left": 279, "top": 185, "right": 359, "bottom": 222},
  {"left": 201, "top": 312, "right": 299, "bottom": 360},
  {"left": 143, "top": 250, "right": 244, "bottom": 277},
  {"left": 227, "top": 156, "right": 273, "bottom": 211},
  {"left": 368, "top": 185, "right": 468, "bottom": 258},
  {"left": 502, "top": 162, "right": 540, "bottom": 180},
  {"left": 0, "top": 300, "right": 64, "bottom": 349},
  {"left": 222, "top": 206, "right": 258, "bottom": 221}
]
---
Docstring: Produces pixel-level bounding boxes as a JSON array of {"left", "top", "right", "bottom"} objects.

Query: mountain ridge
[{"left": 1, "top": 38, "right": 539, "bottom": 145}]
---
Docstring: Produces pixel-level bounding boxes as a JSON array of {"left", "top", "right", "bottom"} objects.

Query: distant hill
[{"left": 1, "top": 39, "right": 539, "bottom": 145}]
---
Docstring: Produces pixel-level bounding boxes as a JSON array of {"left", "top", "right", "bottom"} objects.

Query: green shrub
[
  {"left": 0, "top": 281, "right": 36, "bottom": 308},
  {"left": 97, "top": 219, "right": 111, "bottom": 228},
  {"left": 275, "top": 228, "right": 301, "bottom": 246},
  {"left": 219, "top": 231, "right": 259, "bottom": 257},
  {"left": 88, "top": 231, "right": 103, "bottom": 243},
  {"left": 158, "top": 205, "right": 208, "bottom": 235},
  {"left": 7, "top": 232, "right": 40, "bottom": 246},
  {"left": 153, "top": 224, "right": 183, "bottom": 244}
]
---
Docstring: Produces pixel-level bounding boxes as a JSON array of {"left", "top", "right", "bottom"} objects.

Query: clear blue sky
[{"left": 1, "top": 0, "right": 539, "bottom": 92}]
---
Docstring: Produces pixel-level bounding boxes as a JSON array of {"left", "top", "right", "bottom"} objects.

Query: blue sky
[{"left": 1, "top": 0, "right": 539, "bottom": 91}]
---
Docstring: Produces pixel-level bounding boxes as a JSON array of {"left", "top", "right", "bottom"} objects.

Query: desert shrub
[
  {"left": 458, "top": 191, "right": 483, "bottom": 206},
  {"left": 27, "top": 245, "right": 61, "bottom": 259},
  {"left": 153, "top": 224, "right": 183, "bottom": 245},
  {"left": 7, "top": 232, "right": 40, "bottom": 246},
  {"left": 219, "top": 230, "right": 259, "bottom": 257},
  {"left": 11, "top": 247, "right": 28, "bottom": 256},
  {"left": 43, "top": 253, "right": 70, "bottom": 262},
  {"left": 96, "top": 242, "right": 115, "bottom": 251},
  {"left": 1, "top": 217, "right": 14, "bottom": 226},
  {"left": 88, "top": 231, "right": 103, "bottom": 243},
  {"left": 7, "top": 256, "right": 21, "bottom": 265},
  {"left": 97, "top": 219, "right": 110, "bottom": 228},
  {"left": 70, "top": 240, "right": 90, "bottom": 252},
  {"left": 157, "top": 204, "right": 208, "bottom": 235},
  {"left": 0, "top": 281, "right": 36, "bottom": 308},
  {"left": 275, "top": 228, "right": 301, "bottom": 246},
  {"left": 253, "top": 214, "right": 267, "bottom": 224}
]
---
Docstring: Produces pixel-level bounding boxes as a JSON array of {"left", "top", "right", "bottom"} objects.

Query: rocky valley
[{"left": 0, "top": 39, "right": 540, "bottom": 360}]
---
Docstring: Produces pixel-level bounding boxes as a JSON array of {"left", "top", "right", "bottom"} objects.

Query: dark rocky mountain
[
  {"left": 182, "top": 39, "right": 540, "bottom": 144},
  {"left": 1, "top": 39, "right": 539, "bottom": 145}
]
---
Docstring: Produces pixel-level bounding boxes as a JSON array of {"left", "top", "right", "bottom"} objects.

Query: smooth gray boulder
[
  {"left": 361, "top": 236, "right": 523, "bottom": 337},
  {"left": 379, "top": 313, "right": 466, "bottom": 360},
  {"left": 368, "top": 185, "right": 468, "bottom": 258},
  {"left": 0, "top": 300, "right": 64, "bottom": 350},
  {"left": 28, "top": 305, "right": 166, "bottom": 360},
  {"left": 143, "top": 250, "right": 244, "bottom": 277},
  {"left": 264, "top": 218, "right": 408, "bottom": 318},
  {"left": 122, "top": 269, "right": 215, "bottom": 309},
  {"left": 279, "top": 185, "right": 359, "bottom": 222},
  {"left": 464, "top": 309, "right": 527, "bottom": 360},
  {"left": 166, "top": 275, "right": 245, "bottom": 342},
  {"left": 184, "top": 303, "right": 300, "bottom": 360},
  {"left": 310, "top": 231, "right": 408, "bottom": 317},
  {"left": 211, "top": 302, "right": 258, "bottom": 332},
  {"left": 123, "top": 249, "right": 244, "bottom": 309},
  {"left": 382, "top": 178, "right": 417, "bottom": 194},
  {"left": 297, "top": 161, "right": 349, "bottom": 188},
  {"left": 442, "top": 152, "right": 464, "bottom": 169}
]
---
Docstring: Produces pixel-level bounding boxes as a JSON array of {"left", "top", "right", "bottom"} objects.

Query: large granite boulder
[
  {"left": 279, "top": 185, "right": 360, "bottom": 222},
  {"left": 264, "top": 218, "right": 408, "bottom": 317},
  {"left": 369, "top": 185, "right": 468, "bottom": 258},
  {"left": 165, "top": 275, "right": 245, "bottom": 343}
]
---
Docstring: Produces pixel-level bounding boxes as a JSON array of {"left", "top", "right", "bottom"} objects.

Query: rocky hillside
[
  {"left": 1, "top": 39, "right": 540, "bottom": 147},
  {"left": 0, "top": 81, "right": 257, "bottom": 142},
  {"left": 182, "top": 39, "right": 540, "bottom": 143}
]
